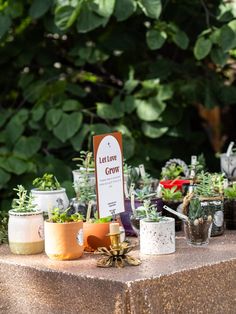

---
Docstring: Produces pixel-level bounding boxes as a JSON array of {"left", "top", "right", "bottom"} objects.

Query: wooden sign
[{"left": 93, "top": 132, "right": 125, "bottom": 218}]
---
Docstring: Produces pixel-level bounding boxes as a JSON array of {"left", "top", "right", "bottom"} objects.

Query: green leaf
[
  {"left": 5, "top": 119, "right": 24, "bottom": 144},
  {"left": 0, "top": 168, "right": 10, "bottom": 188},
  {"left": 55, "top": 5, "right": 74, "bottom": 30},
  {"left": 53, "top": 112, "right": 83, "bottom": 142},
  {"left": 45, "top": 109, "right": 63, "bottom": 130},
  {"left": 55, "top": 3, "right": 82, "bottom": 30},
  {"left": 77, "top": 3, "right": 109, "bottom": 33},
  {"left": 96, "top": 103, "right": 124, "bottom": 120},
  {"left": 210, "top": 48, "right": 228, "bottom": 66},
  {"left": 6, "top": 156, "right": 28, "bottom": 175},
  {"left": 70, "top": 124, "right": 90, "bottom": 151},
  {"left": 14, "top": 136, "right": 42, "bottom": 159},
  {"left": 62, "top": 99, "right": 81, "bottom": 111},
  {"left": 138, "top": 0, "right": 162, "bottom": 19},
  {"left": 146, "top": 29, "right": 167, "bottom": 50},
  {"left": 0, "top": 14, "right": 11, "bottom": 39},
  {"left": 6, "top": 1, "right": 23, "bottom": 18},
  {"left": 136, "top": 98, "right": 166, "bottom": 121},
  {"left": 29, "top": 0, "right": 52, "bottom": 19},
  {"left": 91, "top": 0, "right": 115, "bottom": 18},
  {"left": 219, "top": 25, "right": 236, "bottom": 51},
  {"left": 172, "top": 30, "right": 189, "bottom": 50},
  {"left": 123, "top": 136, "right": 135, "bottom": 159},
  {"left": 194, "top": 37, "right": 212, "bottom": 60},
  {"left": 114, "top": 0, "right": 136, "bottom": 21},
  {"left": 158, "top": 85, "right": 173, "bottom": 101},
  {"left": 142, "top": 122, "right": 168, "bottom": 138},
  {"left": 90, "top": 123, "right": 112, "bottom": 134},
  {"left": 124, "top": 95, "right": 136, "bottom": 113},
  {"left": 0, "top": 110, "right": 11, "bottom": 128},
  {"left": 32, "top": 105, "right": 45, "bottom": 121}
]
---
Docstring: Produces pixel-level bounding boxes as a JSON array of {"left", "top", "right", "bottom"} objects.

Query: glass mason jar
[
  {"left": 184, "top": 217, "right": 212, "bottom": 246},
  {"left": 200, "top": 198, "right": 224, "bottom": 236}
]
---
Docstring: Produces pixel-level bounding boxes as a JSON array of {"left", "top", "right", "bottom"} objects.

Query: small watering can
[{"left": 220, "top": 141, "right": 236, "bottom": 180}]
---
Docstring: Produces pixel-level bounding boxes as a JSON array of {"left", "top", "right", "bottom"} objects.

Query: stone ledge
[{"left": 1, "top": 232, "right": 236, "bottom": 313}]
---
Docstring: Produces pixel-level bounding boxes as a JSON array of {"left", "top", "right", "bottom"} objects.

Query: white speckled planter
[{"left": 140, "top": 217, "right": 175, "bottom": 255}]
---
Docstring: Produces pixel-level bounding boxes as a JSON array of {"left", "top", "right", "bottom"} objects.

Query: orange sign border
[{"left": 93, "top": 132, "right": 125, "bottom": 218}]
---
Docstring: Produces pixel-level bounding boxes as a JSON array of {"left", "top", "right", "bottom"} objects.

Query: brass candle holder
[{"left": 95, "top": 226, "right": 141, "bottom": 268}]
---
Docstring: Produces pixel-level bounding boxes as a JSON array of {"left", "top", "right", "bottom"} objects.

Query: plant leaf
[{"left": 194, "top": 37, "right": 212, "bottom": 60}]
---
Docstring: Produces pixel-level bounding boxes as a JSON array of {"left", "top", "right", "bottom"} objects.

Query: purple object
[{"left": 120, "top": 198, "right": 163, "bottom": 236}]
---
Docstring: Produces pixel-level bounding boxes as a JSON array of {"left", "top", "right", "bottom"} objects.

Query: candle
[{"left": 109, "top": 222, "right": 120, "bottom": 235}]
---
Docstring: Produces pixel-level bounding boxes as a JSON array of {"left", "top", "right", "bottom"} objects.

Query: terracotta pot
[
  {"left": 83, "top": 222, "right": 111, "bottom": 251},
  {"left": 44, "top": 221, "right": 84, "bottom": 260},
  {"left": 8, "top": 210, "right": 44, "bottom": 255}
]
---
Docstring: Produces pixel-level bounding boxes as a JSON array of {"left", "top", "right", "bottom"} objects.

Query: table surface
[
  {"left": 1, "top": 231, "right": 236, "bottom": 283},
  {"left": 1, "top": 231, "right": 236, "bottom": 314}
]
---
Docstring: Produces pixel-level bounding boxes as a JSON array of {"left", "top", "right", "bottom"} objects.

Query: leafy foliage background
[{"left": 1, "top": 0, "right": 236, "bottom": 211}]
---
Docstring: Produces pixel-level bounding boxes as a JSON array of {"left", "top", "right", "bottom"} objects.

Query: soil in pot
[
  {"left": 224, "top": 198, "right": 236, "bottom": 229},
  {"left": 184, "top": 218, "right": 212, "bottom": 246},
  {"left": 162, "top": 200, "right": 182, "bottom": 232}
]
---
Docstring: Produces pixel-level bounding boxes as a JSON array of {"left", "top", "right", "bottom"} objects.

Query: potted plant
[
  {"left": 120, "top": 185, "right": 163, "bottom": 236},
  {"left": 44, "top": 207, "right": 84, "bottom": 260},
  {"left": 139, "top": 200, "right": 175, "bottom": 255},
  {"left": 83, "top": 211, "right": 112, "bottom": 252},
  {"left": 161, "top": 186, "right": 183, "bottom": 231},
  {"left": 72, "top": 151, "right": 95, "bottom": 187},
  {"left": 160, "top": 158, "right": 190, "bottom": 191},
  {"left": 224, "top": 184, "right": 236, "bottom": 229},
  {"left": 182, "top": 172, "right": 224, "bottom": 245},
  {"left": 183, "top": 197, "right": 213, "bottom": 246},
  {"left": 31, "top": 173, "right": 69, "bottom": 215},
  {"left": 8, "top": 185, "right": 44, "bottom": 255},
  {"left": 196, "top": 172, "right": 224, "bottom": 237}
]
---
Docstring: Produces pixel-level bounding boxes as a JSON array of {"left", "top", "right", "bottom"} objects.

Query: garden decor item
[
  {"left": 44, "top": 207, "right": 83, "bottom": 260},
  {"left": 224, "top": 184, "right": 236, "bottom": 229},
  {"left": 120, "top": 185, "right": 163, "bottom": 236},
  {"left": 96, "top": 223, "right": 141, "bottom": 268},
  {"left": 139, "top": 200, "right": 175, "bottom": 255},
  {"left": 8, "top": 185, "right": 44, "bottom": 255},
  {"left": 195, "top": 172, "right": 224, "bottom": 237},
  {"left": 220, "top": 142, "right": 236, "bottom": 180},
  {"left": 140, "top": 218, "right": 175, "bottom": 255},
  {"left": 31, "top": 173, "right": 69, "bottom": 215},
  {"left": 83, "top": 205, "right": 112, "bottom": 251},
  {"left": 161, "top": 158, "right": 189, "bottom": 180},
  {"left": 72, "top": 151, "right": 95, "bottom": 187},
  {"left": 162, "top": 186, "right": 183, "bottom": 231},
  {"left": 182, "top": 194, "right": 213, "bottom": 246},
  {"left": 96, "top": 243, "right": 141, "bottom": 268}
]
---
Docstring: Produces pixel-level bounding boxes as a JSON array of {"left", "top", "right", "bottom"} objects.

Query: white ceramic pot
[
  {"left": 72, "top": 168, "right": 96, "bottom": 187},
  {"left": 31, "top": 188, "right": 69, "bottom": 214},
  {"left": 140, "top": 217, "right": 175, "bottom": 255},
  {"left": 8, "top": 210, "right": 44, "bottom": 255}
]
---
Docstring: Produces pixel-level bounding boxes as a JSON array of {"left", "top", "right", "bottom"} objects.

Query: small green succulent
[{"left": 33, "top": 173, "right": 61, "bottom": 191}]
